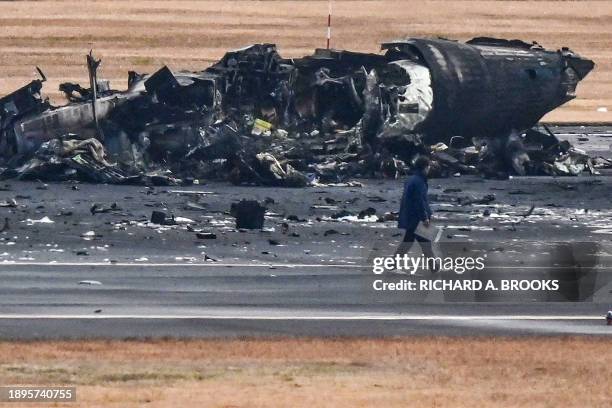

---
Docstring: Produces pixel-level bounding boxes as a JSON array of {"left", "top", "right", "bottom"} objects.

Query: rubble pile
[{"left": 0, "top": 37, "right": 604, "bottom": 186}]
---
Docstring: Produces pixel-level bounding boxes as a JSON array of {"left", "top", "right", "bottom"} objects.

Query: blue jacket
[{"left": 398, "top": 172, "right": 432, "bottom": 230}]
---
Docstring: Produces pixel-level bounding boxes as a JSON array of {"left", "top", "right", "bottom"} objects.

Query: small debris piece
[
  {"left": 231, "top": 200, "right": 266, "bottom": 230},
  {"left": 79, "top": 280, "right": 102, "bottom": 285},
  {"left": 196, "top": 232, "right": 217, "bottom": 240},
  {"left": 150, "top": 210, "right": 167, "bottom": 225},
  {"left": 522, "top": 205, "right": 536, "bottom": 217},
  {"left": 459, "top": 194, "right": 496, "bottom": 206},
  {"left": 287, "top": 215, "right": 306, "bottom": 222},
  {"left": 331, "top": 210, "right": 353, "bottom": 219},
  {"left": 358, "top": 207, "right": 377, "bottom": 219}
]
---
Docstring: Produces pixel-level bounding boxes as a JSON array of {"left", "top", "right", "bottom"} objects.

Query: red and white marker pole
[{"left": 326, "top": 0, "right": 332, "bottom": 49}]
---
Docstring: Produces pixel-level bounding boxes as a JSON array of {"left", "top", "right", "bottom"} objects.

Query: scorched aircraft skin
[{"left": 0, "top": 37, "right": 596, "bottom": 185}]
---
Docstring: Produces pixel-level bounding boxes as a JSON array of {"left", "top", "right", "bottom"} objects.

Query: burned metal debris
[
  {"left": 231, "top": 200, "right": 266, "bottom": 229},
  {"left": 0, "top": 37, "right": 602, "bottom": 186}
]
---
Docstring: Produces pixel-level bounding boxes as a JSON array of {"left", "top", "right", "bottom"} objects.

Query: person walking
[{"left": 397, "top": 155, "right": 436, "bottom": 266}]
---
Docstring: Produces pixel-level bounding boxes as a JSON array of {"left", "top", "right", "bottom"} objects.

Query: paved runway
[{"left": 0, "top": 262, "right": 609, "bottom": 338}]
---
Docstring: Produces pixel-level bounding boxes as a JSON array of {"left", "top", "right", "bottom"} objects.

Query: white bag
[{"left": 415, "top": 221, "right": 443, "bottom": 243}]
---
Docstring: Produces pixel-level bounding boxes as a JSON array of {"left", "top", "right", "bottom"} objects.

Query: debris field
[
  {"left": 0, "top": 37, "right": 607, "bottom": 187},
  {"left": 0, "top": 168, "right": 610, "bottom": 266}
]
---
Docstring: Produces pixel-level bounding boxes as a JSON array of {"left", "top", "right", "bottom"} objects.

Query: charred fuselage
[
  {"left": 381, "top": 37, "right": 594, "bottom": 141},
  {"left": 0, "top": 37, "right": 596, "bottom": 183}
]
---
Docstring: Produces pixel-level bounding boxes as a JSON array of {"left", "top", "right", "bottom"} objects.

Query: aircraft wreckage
[{"left": 0, "top": 37, "right": 602, "bottom": 186}]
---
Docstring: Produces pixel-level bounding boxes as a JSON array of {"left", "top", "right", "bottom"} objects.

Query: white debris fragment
[
  {"left": 24, "top": 216, "right": 54, "bottom": 225},
  {"left": 336, "top": 214, "right": 378, "bottom": 223},
  {"left": 81, "top": 231, "right": 96, "bottom": 240},
  {"left": 173, "top": 216, "right": 195, "bottom": 224},
  {"left": 175, "top": 256, "right": 197, "bottom": 262},
  {"left": 169, "top": 190, "right": 216, "bottom": 195},
  {"left": 135, "top": 257, "right": 148, "bottom": 262},
  {"left": 79, "top": 280, "right": 102, "bottom": 285},
  {"left": 596, "top": 106, "right": 608, "bottom": 112}
]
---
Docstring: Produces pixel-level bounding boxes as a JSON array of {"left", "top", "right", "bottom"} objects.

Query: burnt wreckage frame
[{"left": 0, "top": 37, "right": 600, "bottom": 186}]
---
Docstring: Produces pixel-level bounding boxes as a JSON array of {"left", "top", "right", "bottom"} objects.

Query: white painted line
[
  {"left": 0, "top": 314, "right": 602, "bottom": 321},
  {"left": 169, "top": 190, "right": 217, "bottom": 195}
]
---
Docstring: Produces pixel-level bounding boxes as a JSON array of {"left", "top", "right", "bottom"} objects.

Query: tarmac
[
  {"left": 0, "top": 262, "right": 609, "bottom": 338},
  {"left": 0, "top": 127, "right": 610, "bottom": 338}
]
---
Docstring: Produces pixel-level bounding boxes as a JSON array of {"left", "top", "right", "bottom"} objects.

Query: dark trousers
[{"left": 396, "top": 227, "right": 435, "bottom": 259}]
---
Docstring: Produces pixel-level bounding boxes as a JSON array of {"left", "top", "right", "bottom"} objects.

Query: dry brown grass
[
  {"left": 0, "top": 1, "right": 610, "bottom": 123},
  {"left": 0, "top": 337, "right": 610, "bottom": 407}
]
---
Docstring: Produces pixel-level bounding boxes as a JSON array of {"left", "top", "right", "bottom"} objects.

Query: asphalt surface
[
  {"left": 0, "top": 126, "right": 611, "bottom": 338},
  {"left": 0, "top": 262, "right": 609, "bottom": 338}
]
